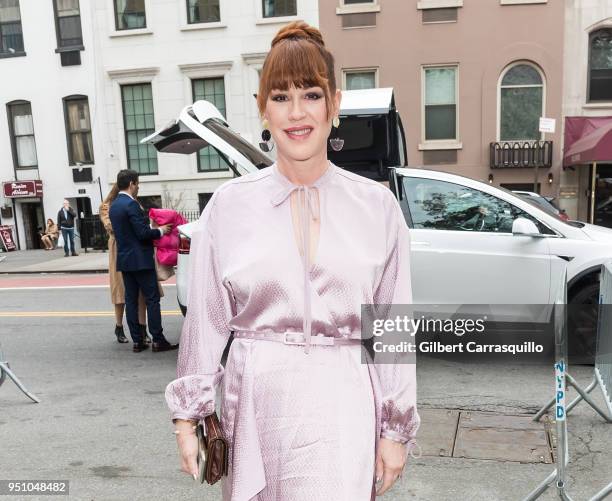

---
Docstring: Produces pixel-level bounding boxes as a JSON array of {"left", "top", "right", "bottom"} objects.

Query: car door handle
[{"left": 411, "top": 241, "right": 431, "bottom": 247}]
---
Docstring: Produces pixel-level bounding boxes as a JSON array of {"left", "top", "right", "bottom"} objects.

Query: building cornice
[
  {"left": 417, "top": 0, "right": 462, "bottom": 9},
  {"left": 241, "top": 52, "right": 268, "bottom": 66},
  {"left": 106, "top": 66, "right": 160, "bottom": 79},
  {"left": 178, "top": 61, "right": 233, "bottom": 76}
]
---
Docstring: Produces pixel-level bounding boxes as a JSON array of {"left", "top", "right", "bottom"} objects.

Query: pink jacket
[{"left": 148, "top": 208, "right": 187, "bottom": 267}]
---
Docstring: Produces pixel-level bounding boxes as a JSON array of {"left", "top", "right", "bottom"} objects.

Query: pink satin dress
[{"left": 165, "top": 161, "right": 419, "bottom": 501}]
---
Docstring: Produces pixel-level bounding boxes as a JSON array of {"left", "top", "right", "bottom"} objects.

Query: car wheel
[
  {"left": 568, "top": 282, "right": 599, "bottom": 365},
  {"left": 179, "top": 303, "right": 187, "bottom": 317}
]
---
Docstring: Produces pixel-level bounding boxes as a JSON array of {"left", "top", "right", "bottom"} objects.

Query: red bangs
[{"left": 257, "top": 38, "right": 336, "bottom": 120}]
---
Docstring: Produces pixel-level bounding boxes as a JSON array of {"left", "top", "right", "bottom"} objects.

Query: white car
[{"left": 144, "top": 95, "right": 611, "bottom": 361}]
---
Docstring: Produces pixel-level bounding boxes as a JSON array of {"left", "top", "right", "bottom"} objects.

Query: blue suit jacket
[{"left": 109, "top": 193, "right": 161, "bottom": 272}]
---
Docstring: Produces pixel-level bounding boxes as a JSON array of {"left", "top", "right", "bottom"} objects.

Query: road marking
[
  {"left": 0, "top": 284, "right": 177, "bottom": 291},
  {"left": 0, "top": 310, "right": 182, "bottom": 318}
]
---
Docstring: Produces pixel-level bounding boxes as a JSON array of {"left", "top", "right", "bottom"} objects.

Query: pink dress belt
[{"left": 233, "top": 331, "right": 362, "bottom": 347}]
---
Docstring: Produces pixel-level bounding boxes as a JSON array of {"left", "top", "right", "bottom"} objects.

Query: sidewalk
[{"left": 0, "top": 249, "right": 109, "bottom": 274}]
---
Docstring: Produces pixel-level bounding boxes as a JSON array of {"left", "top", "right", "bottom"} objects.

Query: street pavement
[
  {"left": 0, "top": 275, "right": 611, "bottom": 500},
  {"left": 0, "top": 249, "right": 108, "bottom": 274}
]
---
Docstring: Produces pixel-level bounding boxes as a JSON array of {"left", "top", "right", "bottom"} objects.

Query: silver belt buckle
[
  {"left": 284, "top": 332, "right": 306, "bottom": 345},
  {"left": 313, "top": 334, "right": 334, "bottom": 346}
]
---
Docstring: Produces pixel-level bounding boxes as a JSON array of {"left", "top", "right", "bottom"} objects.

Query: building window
[
  {"left": 0, "top": 0, "right": 24, "bottom": 55},
  {"left": 63, "top": 96, "right": 93, "bottom": 165},
  {"left": 187, "top": 0, "right": 220, "bottom": 23},
  {"left": 138, "top": 195, "right": 161, "bottom": 211},
  {"left": 121, "top": 83, "right": 157, "bottom": 175},
  {"left": 588, "top": 29, "right": 612, "bottom": 102},
  {"left": 345, "top": 70, "right": 376, "bottom": 90},
  {"left": 192, "top": 77, "right": 228, "bottom": 172},
  {"left": 422, "top": 8, "right": 458, "bottom": 23},
  {"left": 7, "top": 101, "right": 37, "bottom": 168},
  {"left": 54, "top": 0, "right": 82, "bottom": 49},
  {"left": 424, "top": 66, "right": 457, "bottom": 141},
  {"left": 262, "top": 0, "right": 296, "bottom": 18},
  {"left": 499, "top": 63, "right": 543, "bottom": 141},
  {"left": 198, "top": 193, "right": 212, "bottom": 213},
  {"left": 114, "top": 0, "right": 146, "bottom": 30},
  {"left": 343, "top": 0, "right": 375, "bottom": 3}
]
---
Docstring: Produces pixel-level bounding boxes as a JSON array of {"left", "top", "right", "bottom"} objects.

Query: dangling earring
[
  {"left": 329, "top": 116, "right": 344, "bottom": 152},
  {"left": 259, "top": 118, "right": 274, "bottom": 152}
]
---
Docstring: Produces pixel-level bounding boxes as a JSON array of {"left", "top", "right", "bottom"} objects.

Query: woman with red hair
[{"left": 166, "top": 21, "right": 419, "bottom": 500}]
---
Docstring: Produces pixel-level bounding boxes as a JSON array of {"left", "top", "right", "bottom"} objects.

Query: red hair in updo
[{"left": 257, "top": 21, "right": 337, "bottom": 121}]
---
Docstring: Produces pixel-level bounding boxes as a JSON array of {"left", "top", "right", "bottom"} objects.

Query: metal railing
[
  {"left": 178, "top": 210, "right": 201, "bottom": 223},
  {"left": 0, "top": 341, "right": 39, "bottom": 403},
  {"left": 527, "top": 262, "right": 612, "bottom": 501},
  {"left": 525, "top": 265, "right": 572, "bottom": 500},
  {"left": 79, "top": 216, "right": 108, "bottom": 252},
  {"left": 490, "top": 140, "right": 553, "bottom": 169},
  {"left": 589, "top": 263, "right": 612, "bottom": 500}
]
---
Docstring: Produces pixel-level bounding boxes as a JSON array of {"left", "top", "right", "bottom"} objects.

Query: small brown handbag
[{"left": 196, "top": 413, "right": 229, "bottom": 485}]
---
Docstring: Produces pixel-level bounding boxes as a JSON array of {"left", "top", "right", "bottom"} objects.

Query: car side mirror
[{"left": 512, "top": 217, "right": 541, "bottom": 236}]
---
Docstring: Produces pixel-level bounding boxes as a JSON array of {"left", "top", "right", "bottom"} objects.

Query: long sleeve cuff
[
  {"left": 164, "top": 367, "right": 223, "bottom": 422},
  {"left": 380, "top": 401, "right": 420, "bottom": 445}
]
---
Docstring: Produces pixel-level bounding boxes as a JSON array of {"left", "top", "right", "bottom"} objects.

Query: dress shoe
[
  {"left": 115, "top": 325, "right": 129, "bottom": 343},
  {"left": 133, "top": 342, "right": 149, "bottom": 353},
  {"left": 71, "top": 252, "right": 79, "bottom": 256},
  {"left": 152, "top": 341, "right": 179, "bottom": 352},
  {"left": 64, "top": 254, "right": 69, "bottom": 257},
  {"left": 139, "top": 324, "right": 151, "bottom": 344}
]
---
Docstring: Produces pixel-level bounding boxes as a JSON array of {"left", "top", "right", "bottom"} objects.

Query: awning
[{"left": 563, "top": 116, "right": 612, "bottom": 166}]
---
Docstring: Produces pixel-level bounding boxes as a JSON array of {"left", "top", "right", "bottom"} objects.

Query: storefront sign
[
  {"left": 0, "top": 225, "right": 17, "bottom": 251},
  {"left": 2, "top": 180, "right": 43, "bottom": 198}
]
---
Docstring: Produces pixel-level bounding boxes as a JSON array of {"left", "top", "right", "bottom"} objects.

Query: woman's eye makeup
[{"left": 270, "top": 90, "right": 324, "bottom": 102}]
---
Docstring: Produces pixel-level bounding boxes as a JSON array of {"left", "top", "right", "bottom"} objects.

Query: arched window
[
  {"left": 499, "top": 63, "right": 544, "bottom": 142},
  {"left": 588, "top": 28, "right": 612, "bottom": 102}
]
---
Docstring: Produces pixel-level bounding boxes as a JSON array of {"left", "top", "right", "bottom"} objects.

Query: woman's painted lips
[{"left": 285, "top": 127, "right": 313, "bottom": 140}]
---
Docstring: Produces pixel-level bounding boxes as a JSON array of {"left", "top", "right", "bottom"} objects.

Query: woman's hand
[
  {"left": 375, "top": 438, "right": 407, "bottom": 496},
  {"left": 174, "top": 419, "right": 199, "bottom": 479}
]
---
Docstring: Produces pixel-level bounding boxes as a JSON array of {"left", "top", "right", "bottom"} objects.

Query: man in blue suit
[{"left": 109, "top": 169, "right": 177, "bottom": 353}]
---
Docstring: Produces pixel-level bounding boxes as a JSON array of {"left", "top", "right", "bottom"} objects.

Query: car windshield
[
  {"left": 493, "top": 184, "right": 573, "bottom": 225},
  {"left": 516, "top": 194, "right": 559, "bottom": 216}
]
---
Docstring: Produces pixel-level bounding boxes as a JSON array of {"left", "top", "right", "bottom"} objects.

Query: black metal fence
[
  {"left": 79, "top": 216, "right": 108, "bottom": 252},
  {"left": 79, "top": 210, "right": 201, "bottom": 252},
  {"left": 489, "top": 140, "right": 553, "bottom": 169},
  {"left": 179, "top": 210, "right": 201, "bottom": 223}
]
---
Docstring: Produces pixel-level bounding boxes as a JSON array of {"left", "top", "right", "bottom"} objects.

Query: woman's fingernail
[{"left": 192, "top": 473, "right": 197, "bottom": 480}]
